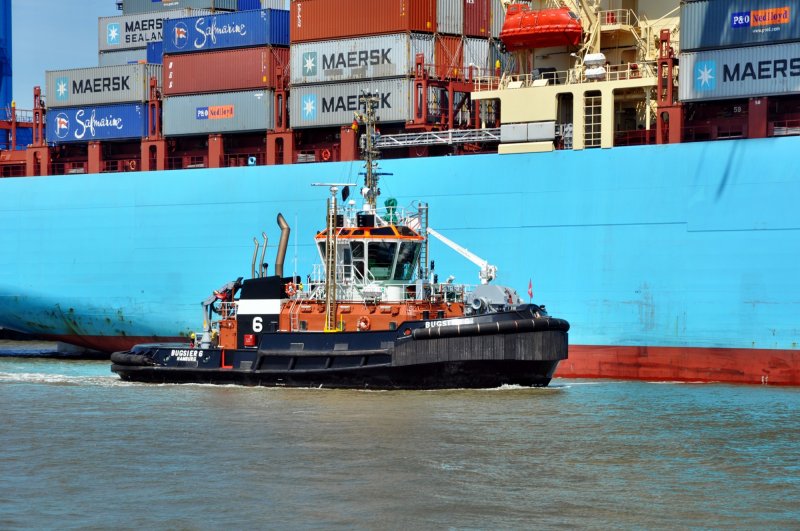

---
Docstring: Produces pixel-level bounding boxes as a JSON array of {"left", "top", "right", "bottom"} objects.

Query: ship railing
[
  {"left": 770, "top": 119, "right": 800, "bottom": 137},
  {"left": 224, "top": 153, "right": 264, "bottom": 167},
  {"left": 599, "top": 9, "right": 636, "bottom": 27},
  {"left": 2, "top": 107, "right": 34, "bottom": 123},
  {"left": 473, "top": 61, "right": 657, "bottom": 92}
]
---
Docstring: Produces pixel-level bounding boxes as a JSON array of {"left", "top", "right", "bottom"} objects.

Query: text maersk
[
  {"left": 124, "top": 18, "right": 163, "bottom": 44},
  {"left": 322, "top": 93, "right": 391, "bottom": 113},
  {"left": 723, "top": 58, "right": 800, "bottom": 81},
  {"left": 72, "top": 76, "right": 131, "bottom": 94},
  {"left": 322, "top": 49, "right": 392, "bottom": 70}
]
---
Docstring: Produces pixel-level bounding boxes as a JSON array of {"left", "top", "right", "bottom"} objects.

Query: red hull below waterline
[
  {"left": 35, "top": 335, "right": 800, "bottom": 386},
  {"left": 556, "top": 345, "right": 800, "bottom": 386}
]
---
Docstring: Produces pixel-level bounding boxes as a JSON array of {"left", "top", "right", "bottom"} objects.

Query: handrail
[{"left": 473, "top": 60, "right": 657, "bottom": 92}]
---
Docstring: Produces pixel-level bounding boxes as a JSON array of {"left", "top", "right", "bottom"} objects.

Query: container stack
[
  {"left": 161, "top": 8, "right": 290, "bottom": 136},
  {"left": 45, "top": 63, "right": 162, "bottom": 144},
  {"left": 98, "top": 9, "right": 212, "bottom": 67},
  {"left": 287, "top": 0, "right": 506, "bottom": 129},
  {"left": 679, "top": 0, "right": 800, "bottom": 102},
  {"left": 119, "top": 0, "right": 238, "bottom": 16}
]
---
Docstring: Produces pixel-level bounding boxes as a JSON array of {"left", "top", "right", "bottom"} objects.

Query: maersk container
[
  {"left": 163, "top": 46, "right": 288, "bottom": 94},
  {"left": 163, "top": 9, "right": 289, "bottom": 54},
  {"left": 437, "top": 0, "right": 464, "bottom": 36},
  {"left": 98, "top": 8, "right": 211, "bottom": 52},
  {"left": 464, "top": 0, "right": 490, "bottom": 37},
  {"left": 681, "top": 1, "right": 800, "bottom": 51},
  {"left": 290, "top": 0, "right": 436, "bottom": 42},
  {"left": 147, "top": 41, "right": 164, "bottom": 63},
  {"left": 46, "top": 64, "right": 162, "bottom": 108},
  {"left": 679, "top": 42, "right": 800, "bottom": 101},
  {"left": 290, "top": 78, "right": 414, "bottom": 128},
  {"left": 163, "top": 89, "right": 275, "bottom": 135},
  {"left": 45, "top": 103, "right": 147, "bottom": 143},
  {"left": 98, "top": 48, "right": 148, "bottom": 67},
  {"left": 289, "top": 33, "right": 435, "bottom": 85},
  {"left": 121, "top": 0, "right": 237, "bottom": 15}
]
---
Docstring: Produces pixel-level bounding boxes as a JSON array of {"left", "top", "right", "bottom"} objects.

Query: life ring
[
  {"left": 285, "top": 282, "right": 297, "bottom": 297},
  {"left": 357, "top": 316, "right": 371, "bottom": 331},
  {"left": 321, "top": 148, "right": 331, "bottom": 162},
  {"left": 129, "top": 159, "right": 137, "bottom": 171}
]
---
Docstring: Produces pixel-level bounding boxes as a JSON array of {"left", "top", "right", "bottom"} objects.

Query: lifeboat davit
[{"left": 500, "top": 5, "right": 583, "bottom": 51}]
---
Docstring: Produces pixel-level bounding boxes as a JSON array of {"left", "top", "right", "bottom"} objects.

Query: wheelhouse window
[
  {"left": 393, "top": 242, "right": 420, "bottom": 281},
  {"left": 367, "top": 241, "right": 397, "bottom": 280}
]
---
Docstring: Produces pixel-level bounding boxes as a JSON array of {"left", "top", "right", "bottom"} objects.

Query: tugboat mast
[{"left": 355, "top": 93, "right": 384, "bottom": 211}]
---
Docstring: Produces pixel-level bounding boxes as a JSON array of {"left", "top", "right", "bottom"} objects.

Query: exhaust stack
[{"left": 275, "top": 213, "right": 290, "bottom": 277}]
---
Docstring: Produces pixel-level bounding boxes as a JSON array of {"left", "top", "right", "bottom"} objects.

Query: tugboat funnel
[{"left": 275, "top": 213, "right": 290, "bottom": 277}]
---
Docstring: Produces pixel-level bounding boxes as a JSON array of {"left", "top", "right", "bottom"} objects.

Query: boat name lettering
[
  {"left": 73, "top": 109, "right": 124, "bottom": 140},
  {"left": 170, "top": 349, "right": 203, "bottom": 361},
  {"left": 321, "top": 49, "right": 392, "bottom": 70},
  {"left": 322, "top": 93, "right": 391, "bottom": 113},
  {"left": 424, "top": 318, "right": 475, "bottom": 328},
  {"left": 194, "top": 17, "right": 247, "bottom": 49},
  {"left": 72, "top": 76, "right": 131, "bottom": 94},
  {"left": 723, "top": 58, "right": 800, "bottom": 82}
]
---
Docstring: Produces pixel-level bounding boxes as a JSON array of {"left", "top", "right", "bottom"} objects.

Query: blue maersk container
[
  {"left": 163, "top": 9, "right": 289, "bottom": 54},
  {"left": 46, "top": 103, "right": 147, "bottom": 144}
]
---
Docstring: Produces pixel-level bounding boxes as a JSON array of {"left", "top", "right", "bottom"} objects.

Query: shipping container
[
  {"left": 99, "top": 8, "right": 211, "bottom": 52},
  {"left": 240, "top": 0, "right": 284, "bottom": 9},
  {"left": 290, "top": 33, "right": 435, "bottom": 85},
  {"left": 238, "top": 0, "right": 260, "bottom": 9},
  {"left": 45, "top": 103, "right": 147, "bottom": 143},
  {"left": 147, "top": 41, "right": 164, "bottom": 63},
  {"left": 163, "top": 89, "right": 275, "bottom": 135},
  {"left": 121, "top": 0, "right": 237, "bottom": 15},
  {"left": 290, "top": 78, "right": 414, "bottom": 128},
  {"left": 290, "top": 0, "right": 436, "bottom": 42},
  {"left": 464, "top": 0, "right": 490, "bottom": 37},
  {"left": 435, "top": 35, "right": 464, "bottom": 79},
  {"left": 490, "top": 0, "right": 504, "bottom": 38},
  {"left": 46, "top": 64, "right": 162, "bottom": 108},
  {"left": 463, "top": 36, "right": 490, "bottom": 73},
  {"left": 679, "top": 42, "right": 800, "bottom": 101},
  {"left": 98, "top": 48, "right": 148, "bottom": 67},
  {"left": 163, "top": 46, "right": 288, "bottom": 94},
  {"left": 437, "top": 0, "right": 464, "bottom": 36},
  {"left": 163, "top": 9, "right": 289, "bottom": 54},
  {"left": 681, "top": 1, "right": 800, "bottom": 51}
]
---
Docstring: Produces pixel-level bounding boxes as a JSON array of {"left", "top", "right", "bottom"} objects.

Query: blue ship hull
[{"left": 1, "top": 137, "right": 799, "bottom": 383}]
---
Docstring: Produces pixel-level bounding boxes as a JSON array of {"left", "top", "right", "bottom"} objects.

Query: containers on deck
[
  {"left": 289, "top": 0, "right": 437, "bottom": 42},
  {"left": 163, "top": 90, "right": 275, "bottom": 135},
  {"left": 679, "top": 41, "right": 800, "bottom": 101},
  {"left": 289, "top": 33, "right": 435, "bottom": 85},
  {"left": 163, "top": 9, "right": 289, "bottom": 54},
  {"left": 46, "top": 64, "right": 162, "bottom": 108},
  {"left": 163, "top": 46, "right": 289, "bottom": 94},
  {"left": 98, "top": 9, "right": 210, "bottom": 52},
  {"left": 121, "top": 0, "right": 238, "bottom": 15},
  {"left": 45, "top": 103, "right": 148, "bottom": 143},
  {"left": 680, "top": 1, "right": 799, "bottom": 52}
]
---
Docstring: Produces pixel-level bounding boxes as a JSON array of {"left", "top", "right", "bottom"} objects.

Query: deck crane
[{"left": 426, "top": 227, "right": 497, "bottom": 285}]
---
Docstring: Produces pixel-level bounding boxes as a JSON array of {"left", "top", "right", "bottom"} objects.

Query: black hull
[
  {"left": 112, "top": 359, "right": 560, "bottom": 389},
  {"left": 111, "top": 312, "right": 569, "bottom": 389}
]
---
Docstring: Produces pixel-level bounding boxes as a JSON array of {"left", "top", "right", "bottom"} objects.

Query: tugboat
[{"left": 111, "top": 95, "right": 569, "bottom": 389}]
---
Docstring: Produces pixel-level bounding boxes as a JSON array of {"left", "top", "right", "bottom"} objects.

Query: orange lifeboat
[{"left": 500, "top": 5, "right": 582, "bottom": 52}]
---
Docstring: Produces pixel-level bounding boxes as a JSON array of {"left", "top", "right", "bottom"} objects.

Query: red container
[
  {"left": 463, "top": 0, "right": 490, "bottom": 37},
  {"left": 162, "top": 47, "right": 289, "bottom": 96},
  {"left": 290, "top": 0, "right": 437, "bottom": 42},
  {"left": 435, "top": 35, "right": 464, "bottom": 79}
]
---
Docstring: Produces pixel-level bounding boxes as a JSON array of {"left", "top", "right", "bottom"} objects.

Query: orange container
[
  {"left": 435, "top": 35, "right": 464, "bottom": 79},
  {"left": 163, "top": 47, "right": 289, "bottom": 95},
  {"left": 290, "top": 0, "right": 437, "bottom": 42}
]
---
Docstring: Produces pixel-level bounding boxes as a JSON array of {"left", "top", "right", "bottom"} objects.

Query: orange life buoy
[
  {"left": 285, "top": 282, "right": 297, "bottom": 297},
  {"left": 357, "top": 316, "right": 371, "bottom": 331},
  {"left": 129, "top": 159, "right": 137, "bottom": 171},
  {"left": 321, "top": 148, "right": 331, "bottom": 162}
]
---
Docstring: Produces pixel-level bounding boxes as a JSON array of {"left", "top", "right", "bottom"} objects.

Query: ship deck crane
[{"left": 427, "top": 227, "right": 497, "bottom": 285}]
